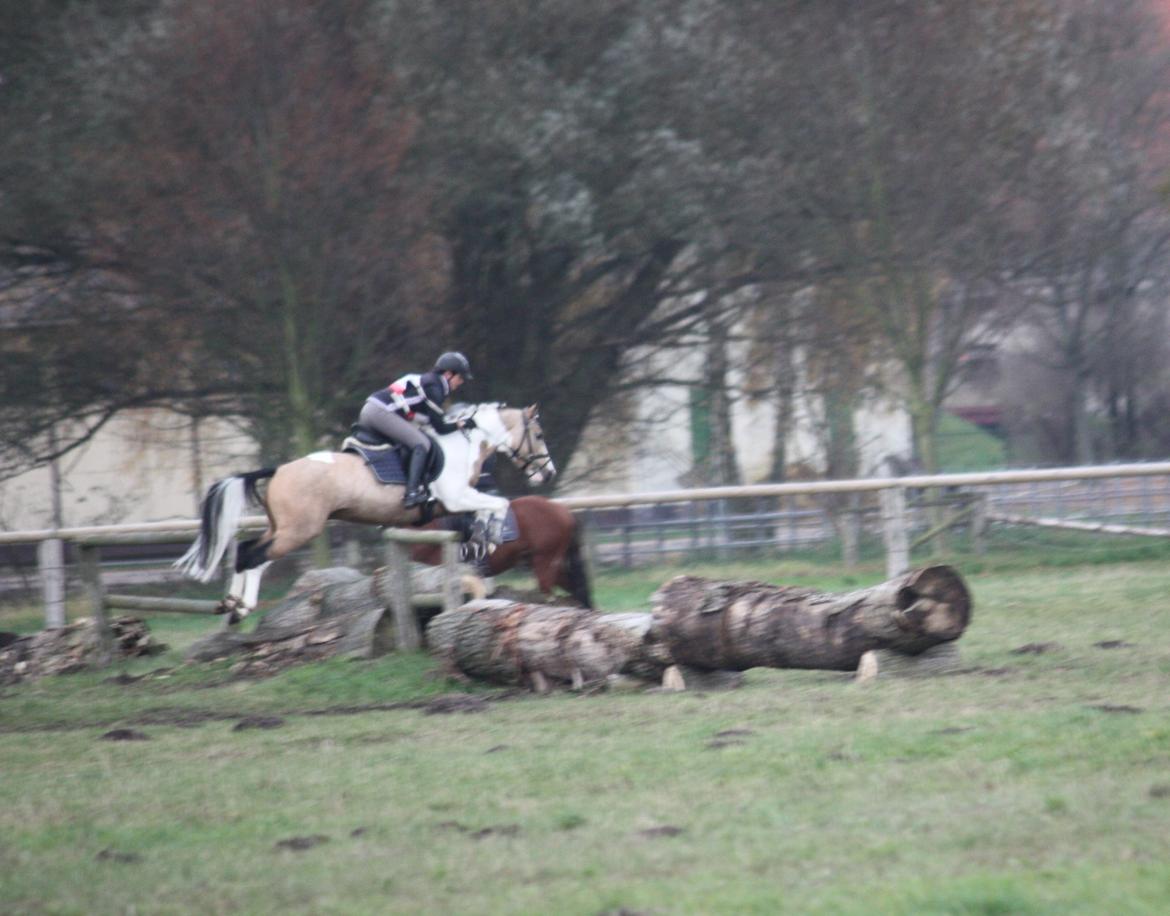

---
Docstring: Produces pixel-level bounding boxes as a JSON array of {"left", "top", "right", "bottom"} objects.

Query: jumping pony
[
  {"left": 175, "top": 404, "right": 554, "bottom": 622},
  {"left": 411, "top": 495, "right": 593, "bottom": 607}
]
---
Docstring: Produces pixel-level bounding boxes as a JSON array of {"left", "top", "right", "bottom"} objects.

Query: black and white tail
[{"left": 174, "top": 469, "right": 275, "bottom": 582}]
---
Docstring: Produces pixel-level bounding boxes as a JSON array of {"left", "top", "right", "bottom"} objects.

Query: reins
[
  {"left": 457, "top": 403, "right": 552, "bottom": 483},
  {"left": 507, "top": 410, "right": 554, "bottom": 481}
]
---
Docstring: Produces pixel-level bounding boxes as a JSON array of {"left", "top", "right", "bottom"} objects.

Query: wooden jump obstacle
[{"left": 68, "top": 527, "right": 463, "bottom": 655}]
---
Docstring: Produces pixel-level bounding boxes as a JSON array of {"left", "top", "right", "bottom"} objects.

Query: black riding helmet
[{"left": 434, "top": 351, "right": 473, "bottom": 380}]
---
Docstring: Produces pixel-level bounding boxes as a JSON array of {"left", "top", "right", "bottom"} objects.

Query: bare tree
[
  {"left": 1009, "top": 0, "right": 1170, "bottom": 464},
  {"left": 2, "top": 0, "right": 433, "bottom": 478}
]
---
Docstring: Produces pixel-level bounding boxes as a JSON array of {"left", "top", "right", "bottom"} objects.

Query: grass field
[{"left": 2, "top": 546, "right": 1170, "bottom": 915}]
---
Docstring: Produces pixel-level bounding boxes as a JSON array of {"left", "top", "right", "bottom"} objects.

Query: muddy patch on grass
[
  {"left": 100, "top": 728, "right": 151, "bottom": 741},
  {"left": 1011, "top": 642, "right": 1062, "bottom": 655},
  {"left": 1093, "top": 640, "right": 1134, "bottom": 650},
  {"left": 1087, "top": 703, "right": 1144, "bottom": 714},
  {"left": 3, "top": 689, "right": 519, "bottom": 735},
  {"left": 638, "top": 825, "right": 685, "bottom": 839},
  {"left": 435, "top": 821, "right": 520, "bottom": 839},
  {"left": 423, "top": 694, "right": 490, "bottom": 715},
  {"left": 96, "top": 848, "right": 141, "bottom": 864},
  {"left": 706, "top": 727, "right": 755, "bottom": 749},
  {"left": 131, "top": 707, "right": 238, "bottom": 729},
  {"left": 233, "top": 715, "right": 286, "bottom": 731},
  {"left": 274, "top": 835, "right": 330, "bottom": 852}
]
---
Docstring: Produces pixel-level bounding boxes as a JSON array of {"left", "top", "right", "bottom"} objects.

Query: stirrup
[{"left": 403, "top": 488, "right": 427, "bottom": 508}]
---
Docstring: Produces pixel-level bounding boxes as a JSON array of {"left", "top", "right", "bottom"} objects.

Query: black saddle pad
[{"left": 344, "top": 436, "right": 445, "bottom": 486}]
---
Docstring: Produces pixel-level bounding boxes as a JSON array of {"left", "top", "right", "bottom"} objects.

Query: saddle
[{"left": 341, "top": 424, "right": 446, "bottom": 488}]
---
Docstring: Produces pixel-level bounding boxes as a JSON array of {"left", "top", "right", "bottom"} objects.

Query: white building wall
[
  {"left": 564, "top": 336, "right": 914, "bottom": 494},
  {"left": 0, "top": 410, "right": 255, "bottom": 530}
]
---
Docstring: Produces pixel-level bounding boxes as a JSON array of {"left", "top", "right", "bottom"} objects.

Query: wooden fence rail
[{"left": 7, "top": 461, "right": 1170, "bottom": 629}]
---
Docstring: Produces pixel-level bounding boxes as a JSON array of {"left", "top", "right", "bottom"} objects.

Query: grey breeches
[{"left": 359, "top": 399, "right": 430, "bottom": 449}]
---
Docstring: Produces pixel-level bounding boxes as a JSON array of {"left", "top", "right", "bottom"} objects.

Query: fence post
[
  {"left": 38, "top": 538, "right": 67, "bottom": 629},
  {"left": 440, "top": 540, "right": 462, "bottom": 614},
  {"left": 839, "top": 493, "right": 860, "bottom": 569},
  {"left": 343, "top": 537, "right": 363, "bottom": 571},
  {"left": 880, "top": 486, "right": 910, "bottom": 578},
  {"left": 383, "top": 539, "right": 420, "bottom": 651},
  {"left": 971, "top": 493, "right": 988, "bottom": 555},
  {"left": 76, "top": 544, "right": 114, "bottom": 666}
]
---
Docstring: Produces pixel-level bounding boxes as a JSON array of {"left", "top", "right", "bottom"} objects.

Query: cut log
[
  {"left": 184, "top": 563, "right": 488, "bottom": 667},
  {"left": 426, "top": 600, "right": 672, "bottom": 689},
  {"left": 650, "top": 565, "right": 971, "bottom": 673},
  {"left": 0, "top": 616, "right": 165, "bottom": 684}
]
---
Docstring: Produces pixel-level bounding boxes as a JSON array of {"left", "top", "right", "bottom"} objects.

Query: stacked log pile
[
  {"left": 185, "top": 564, "right": 489, "bottom": 669},
  {"left": 0, "top": 616, "right": 164, "bottom": 685}
]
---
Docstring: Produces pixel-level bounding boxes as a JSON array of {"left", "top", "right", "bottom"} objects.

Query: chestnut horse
[{"left": 411, "top": 495, "right": 593, "bottom": 608}]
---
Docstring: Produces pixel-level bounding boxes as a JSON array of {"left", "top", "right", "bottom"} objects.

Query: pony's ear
[{"left": 525, "top": 403, "right": 539, "bottom": 418}]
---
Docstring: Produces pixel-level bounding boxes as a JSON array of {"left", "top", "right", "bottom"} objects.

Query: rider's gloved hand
[{"left": 462, "top": 418, "right": 477, "bottom": 430}]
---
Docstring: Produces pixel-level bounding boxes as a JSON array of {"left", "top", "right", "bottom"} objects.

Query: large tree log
[
  {"left": 426, "top": 600, "right": 672, "bottom": 690},
  {"left": 650, "top": 565, "right": 971, "bottom": 672},
  {"left": 185, "top": 564, "right": 488, "bottom": 668}
]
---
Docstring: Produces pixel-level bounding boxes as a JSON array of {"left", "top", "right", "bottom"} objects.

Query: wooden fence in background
[{"left": 4, "top": 461, "right": 1170, "bottom": 629}]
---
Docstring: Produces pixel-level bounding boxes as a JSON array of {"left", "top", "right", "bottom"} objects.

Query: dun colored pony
[
  {"left": 411, "top": 495, "right": 593, "bottom": 608},
  {"left": 176, "top": 404, "right": 554, "bottom": 622}
]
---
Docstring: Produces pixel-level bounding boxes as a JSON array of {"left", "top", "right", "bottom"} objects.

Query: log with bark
[
  {"left": 185, "top": 563, "right": 489, "bottom": 670},
  {"left": 425, "top": 566, "right": 970, "bottom": 691},
  {"left": 650, "top": 565, "right": 971, "bottom": 673},
  {"left": 425, "top": 600, "right": 673, "bottom": 691}
]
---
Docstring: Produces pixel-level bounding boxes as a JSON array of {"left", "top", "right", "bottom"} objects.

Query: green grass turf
[{"left": 1, "top": 553, "right": 1169, "bottom": 914}]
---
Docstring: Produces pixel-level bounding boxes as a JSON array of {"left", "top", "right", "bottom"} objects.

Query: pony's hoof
[{"left": 213, "top": 597, "right": 237, "bottom": 616}]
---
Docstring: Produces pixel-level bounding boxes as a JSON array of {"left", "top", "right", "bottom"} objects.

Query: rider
[{"left": 359, "top": 351, "right": 476, "bottom": 508}]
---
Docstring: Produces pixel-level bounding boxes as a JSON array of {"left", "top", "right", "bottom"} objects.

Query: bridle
[
  {"left": 462, "top": 404, "right": 554, "bottom": 482},
  {"left": 505, "top": 409, "right": 555, "bottom": 482}
]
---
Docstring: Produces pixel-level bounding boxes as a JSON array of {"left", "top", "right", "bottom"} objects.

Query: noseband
[{"left": 507, "top": 412, "right": 554, "bottom": 481}]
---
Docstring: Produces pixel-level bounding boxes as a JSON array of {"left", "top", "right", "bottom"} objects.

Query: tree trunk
[
  {"left": 426, "top": 600, "right": 672, "bottom": 690},
  {"left": 650, "top": 565, "right": 970, "bottom": 672}
]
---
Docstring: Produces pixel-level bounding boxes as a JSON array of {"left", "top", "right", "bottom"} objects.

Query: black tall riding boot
[{"left": 402, "top": 445, "right": 430, "bottom": 508}]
